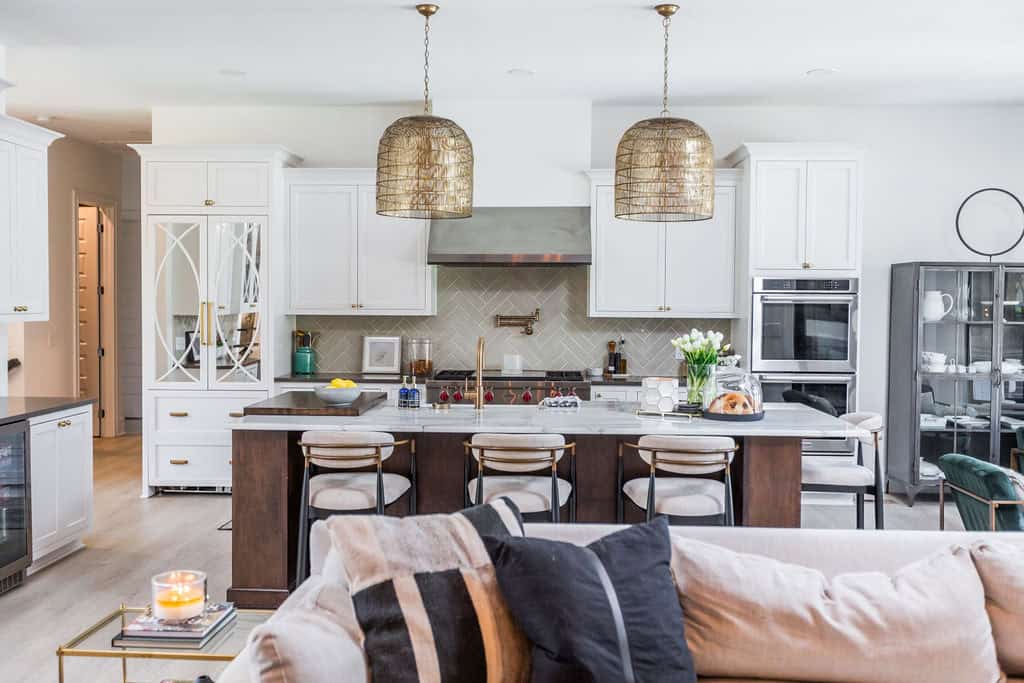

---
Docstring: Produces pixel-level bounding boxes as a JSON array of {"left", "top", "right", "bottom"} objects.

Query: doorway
[{"left": 75, "top": 200, "right": 118, "bottom": 437}]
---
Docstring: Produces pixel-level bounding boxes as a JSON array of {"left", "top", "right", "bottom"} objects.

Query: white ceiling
[{"left": 2, "top": 0, "right": 1023, "bottom": 143}]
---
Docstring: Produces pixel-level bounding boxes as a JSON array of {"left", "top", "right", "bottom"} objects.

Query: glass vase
[{"left": 686, "top": 362, "right": 716, "bottom": 406}]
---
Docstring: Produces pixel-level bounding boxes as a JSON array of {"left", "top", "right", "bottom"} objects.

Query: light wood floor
[{"left": 0, "top": 435, "right": 963, "bottom": 682}]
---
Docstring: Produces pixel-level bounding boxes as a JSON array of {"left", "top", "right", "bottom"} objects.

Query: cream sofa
[{"left": 219, "top": 522, "right": 1024, "bottom": 683}]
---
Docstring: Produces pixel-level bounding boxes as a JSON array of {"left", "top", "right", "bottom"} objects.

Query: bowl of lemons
[{"left": 314, "top": 378, "right": 361, "bottom": 405}]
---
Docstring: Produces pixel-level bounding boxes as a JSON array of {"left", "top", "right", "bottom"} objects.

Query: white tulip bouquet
[{"left": 671, "top": 329, "right": 731, "bottom": 405}]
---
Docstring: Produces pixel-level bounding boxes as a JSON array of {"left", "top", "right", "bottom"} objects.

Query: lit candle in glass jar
[{"left": 151, "top": 570, "right": 206, "bottom": 622}]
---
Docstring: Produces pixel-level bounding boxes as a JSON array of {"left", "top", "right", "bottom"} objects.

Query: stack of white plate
[{"left": 641, "top": 377, "right": 679, "bottom": 413}]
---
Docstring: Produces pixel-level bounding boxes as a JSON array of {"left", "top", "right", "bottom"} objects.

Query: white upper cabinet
[
  {"left": 592, "top": 185, "right": 664, "bottom": 315},
  {"left": 0, "top": 117, "right": 62, "bottom": 322},
  {"left": 356, "top": 186, "right": 432, "bottom": 314},
  {"left": 284, "top": 169, "right": 436, "bottom": 316},
  {"left": 665, "top": 183, "right": 738, "bottom": 315},
  {"left": 727, "top": 144, "right": 862, "bottom": 274},
  {"left": 145, "top": 157, "right": 272, "bottom": 211},
  {"left": 288, "top": 184, "right": 359, "bottom": 313},
  {"left": 588, "top": 171, "right": 741, "bottom": 318}
]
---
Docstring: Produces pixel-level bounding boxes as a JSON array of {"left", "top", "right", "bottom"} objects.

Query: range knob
[
  {"left": 484, "top": 388, "right": 495, "bottom": 403},
  {"left": 438, "top": 388, "right": 450, "bottom": 402},
  {"left": 452, "top": 389, "right": 463, "bottom": 402},
  {"left": 521, "top": 389, "right": 533, "bottom": 403}
]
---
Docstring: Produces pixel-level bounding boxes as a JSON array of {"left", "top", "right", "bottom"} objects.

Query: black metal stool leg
[
  {"left": 296, "top": 462, "right": 311, "bottom": 585},
  {"left": 856, "top": 492, "right": 865, "bottom": 529}
]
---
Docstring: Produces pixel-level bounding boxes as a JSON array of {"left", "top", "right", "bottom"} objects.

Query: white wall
[
  {"left": 17, "top": 138, "right": 122, "bottom": 397},
  {"left": 0, "top": 44, "right": 7, "bottom": 115},
  {"left": 594, "top": 104, "right": 1024, "bottom": 417},
  {"left": 151, "top": 105, "right": 416, "bottom": 167},
  {"left": 118, "top": 149, "right": 142, "bottom": 420}
]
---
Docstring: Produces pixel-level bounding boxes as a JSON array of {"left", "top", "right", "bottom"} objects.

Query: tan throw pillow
[
  {"left": 326, "top": 498, "right": 530, "bottom": 683},
  {"left": 671, "top": 537, "right": 1003, "bottom": 683},
  {"left": 972, "top": 541, "right": 1024, "bottom": 674}
]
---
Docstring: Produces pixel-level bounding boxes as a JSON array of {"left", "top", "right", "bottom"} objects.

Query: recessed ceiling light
[
  {"left": 804, "top": 67, "right": 840, "bottom": 78},
  {"left": 218, "top": 68, "right": 247, "bottom": 77},
  {"left": 506, "top": 67, "right": 536, "bottom": 77}
]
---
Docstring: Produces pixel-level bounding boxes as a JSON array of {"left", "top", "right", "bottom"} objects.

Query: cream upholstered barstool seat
[
  {"left": 296, "top": 431, "right": 415, "bottom": 582},
  {"left": 618, "top": 435, "right": 737, "bottom": 525},
  {"left": 801, "top": 412, "right": 884, "bottom": 529},
  {"left": 464, "top": 433, "right": 576, "bottom": 522}
]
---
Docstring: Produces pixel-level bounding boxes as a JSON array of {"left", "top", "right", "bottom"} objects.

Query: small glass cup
[{"left": 151, "top": 570, "right": 207, "bottom": 623}]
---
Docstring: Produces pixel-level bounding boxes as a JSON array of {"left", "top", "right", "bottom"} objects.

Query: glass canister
[
  {"left": 408, "top": 338, "right": 434, "bottom": 378},
  {"left": 703, "top": 369, "right": 764, "bottom": 421}
]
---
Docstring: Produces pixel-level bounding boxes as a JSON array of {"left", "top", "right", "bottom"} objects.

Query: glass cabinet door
[
  {"left": 149, "top": 217, "right": 206, "bottom": 386},
  {"left": 998, "top": 268, "right": 1024, "bottom": 466},
  {"left": 208, "top": 218, "right": 264, "bottom": 387},
  {"left": 918, "top": 267, "right": 998, "bottom": 467}
]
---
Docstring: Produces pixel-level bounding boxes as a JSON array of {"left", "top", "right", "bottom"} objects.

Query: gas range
[{"left": 426, "top": 369, "right": 590, "bottom": 405}]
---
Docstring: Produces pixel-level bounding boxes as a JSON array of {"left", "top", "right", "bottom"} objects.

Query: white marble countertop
[{"left": 230, "top": 401, "right": 864, "bottom": 438}]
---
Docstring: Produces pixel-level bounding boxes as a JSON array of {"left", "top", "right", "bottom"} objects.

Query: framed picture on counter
[{"left": 362, "top": 336, "right": 402, "bottom": 374}]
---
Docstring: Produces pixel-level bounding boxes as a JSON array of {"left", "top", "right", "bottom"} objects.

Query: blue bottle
[
  {"left": 398, "top": 376, "right": 410, "bottom": 408},
  {"left": 409, "top": 376, "right": 421, "bottom": 408}
]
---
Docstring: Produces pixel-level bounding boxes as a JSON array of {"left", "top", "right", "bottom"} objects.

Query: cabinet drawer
[
  {"left": 152, "top": 393, "right": 264, "bottom": 434},
  {"left": 591, "top": 388, "right": 636, "bottom": 402},
  {"left": 154, "top": 444, "right": 232, "bottom": 484}
]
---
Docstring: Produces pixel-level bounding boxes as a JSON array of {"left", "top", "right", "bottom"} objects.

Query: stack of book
[{"left": 112, "top": 602, "right": 237, "bottom": 650}]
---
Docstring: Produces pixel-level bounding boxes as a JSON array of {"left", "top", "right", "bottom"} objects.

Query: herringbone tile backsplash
[{"left": 298, "top": 267, "right": 732, "bottom": 377}]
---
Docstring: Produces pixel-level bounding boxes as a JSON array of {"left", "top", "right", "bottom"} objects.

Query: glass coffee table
[{"left": 56, "top": 604, "right": 273, "bottom": 683}]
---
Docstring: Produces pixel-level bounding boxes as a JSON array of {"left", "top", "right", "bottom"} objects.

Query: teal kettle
[{"left": 292, "top": 330, "right": 318, "bottom": 375}]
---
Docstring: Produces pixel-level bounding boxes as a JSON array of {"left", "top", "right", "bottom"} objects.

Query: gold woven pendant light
[
  {"left": 376, "top": 3, "right": 473, "bottom": 219},
  {"left": 615, "top": 4, "right": 713, "bottom": 222}
]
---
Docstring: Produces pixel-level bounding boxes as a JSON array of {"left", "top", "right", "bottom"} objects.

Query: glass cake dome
[{"left": 703, "top": 369, "right": 764, "bottom": 421}]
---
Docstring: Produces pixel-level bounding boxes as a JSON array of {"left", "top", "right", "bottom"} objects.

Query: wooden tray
[{"left": 243, "top": 391, "right": 386, "bottom": 417}]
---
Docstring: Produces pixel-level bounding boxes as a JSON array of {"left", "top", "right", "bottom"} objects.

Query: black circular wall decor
[{"left": 955, "top": 188, "right": 1024, "bottom": 258}]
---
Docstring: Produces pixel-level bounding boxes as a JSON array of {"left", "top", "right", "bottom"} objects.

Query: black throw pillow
[{"left": 483, "top": 517, "right": 696, "bottom": 683}]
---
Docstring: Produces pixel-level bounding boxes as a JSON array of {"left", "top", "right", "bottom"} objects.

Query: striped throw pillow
[{"left": 326, "top": 498, "right": 529, "bottom": 682}]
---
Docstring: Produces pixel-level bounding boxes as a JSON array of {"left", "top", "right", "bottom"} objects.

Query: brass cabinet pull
[
  {"left": 358, "top": 304, "right": 364, "bottom": 308},
  {"left": 801, "top": 262, "right": 811, "bottom": 269},
  {"left": 665, "top": 305, "right": 672, "bottom": 311},
  {"left": 199, "top": 302, "right": 207, "bottom": 345},
  {"left": 169, "top": 458, "right": 189, "bottom": 465},
  {"left": 350, "top": 304, "right": 358, "bottom": 309},
  {"left": 228, "top": 411, "right": 244, "bottom": 418},
  {"left": 207, "top": 300, "right": 214, "bottom": 345},
  {"left": 228, "top": 459, "right": 233, "bottom": 465},
  {"left": 169, "top": 411, "right": 189, "bottom": 418},
  {"left": 204, "top": 199, "right": 215, "bottom": 206},
  {"left": 57, "top": 419, "right": 71, "bottom": 428},
  {"left": 13, "top": 305, "right": 28, "bottom": 312}
]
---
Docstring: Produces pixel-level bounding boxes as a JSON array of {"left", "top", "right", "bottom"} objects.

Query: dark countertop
[
  {"left": 244, "top": 391, "right": 387, "bottom": 416},
  {"left": 0, "top": 396, "right": 95, "bottom": 425},
  {"left": 275, "top": 373, "right": 404, "bottom": 384}
]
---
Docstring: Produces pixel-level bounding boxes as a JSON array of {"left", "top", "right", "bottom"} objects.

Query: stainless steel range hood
[{"left": 427, "top": 206, "right": 591, "bottom": 266}]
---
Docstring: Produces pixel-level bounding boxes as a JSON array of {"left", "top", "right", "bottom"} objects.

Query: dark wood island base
[{"left": 228, "top": 430, "right": 802, "bottom": 608}]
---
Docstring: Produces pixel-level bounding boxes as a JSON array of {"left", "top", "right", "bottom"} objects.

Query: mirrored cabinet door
[
  {"left": 148, "top": 217, "right": 206, "bottom": 386},
  {"left": 208, "top": 217, "right": 264, "bottom": 387}
]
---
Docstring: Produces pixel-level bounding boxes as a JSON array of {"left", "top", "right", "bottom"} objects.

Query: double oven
[{"left": 751, "top": 277, "right": 859, "bottom": 455}]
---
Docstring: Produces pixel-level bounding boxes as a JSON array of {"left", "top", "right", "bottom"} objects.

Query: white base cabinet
[
  {"left": 29, "top": 405, "right": 93, "bottom": 570},
  {"left": 726, "top": 144, "right": 862, "bottom": 275},
  {"left": 587, "top": 170, "right": 742, "bottom": 318}
]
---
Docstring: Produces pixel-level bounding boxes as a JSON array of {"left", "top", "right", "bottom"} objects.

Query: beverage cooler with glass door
[
  {"left": 0, "top": 420, "right": 30, "bottom": 593},
  {"left": 887, "top": 262, "right": 1024, "bottom": 503}
]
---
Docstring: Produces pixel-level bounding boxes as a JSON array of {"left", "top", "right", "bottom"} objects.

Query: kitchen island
[{"left": 227, "top": 398, "right": 863, "bottom": 607}]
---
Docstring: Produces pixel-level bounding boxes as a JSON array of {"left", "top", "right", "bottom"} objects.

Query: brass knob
[
  {"left": 204, "top": 199, "right": 215, "bottom": 206},
  {"left": 358, "top": 304, "right": 365, "bottom": 308},
  {"left": 351, "top": 303, "right": 358, "bottom": 308},
  {"left": 665, "top": 305, "right": 672, "bottom": 311},
  {"left": 801, "top": 262, "right": 810, "bottom": 269}
]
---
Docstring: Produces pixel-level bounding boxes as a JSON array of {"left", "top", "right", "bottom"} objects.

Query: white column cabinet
[
  {"left": 588, "top": 171, "right": 741, "bottom": 318},
  {"left": 727, "top": 144, "right": 862, "bottom": 275},
  {"left": 285, "top": 170, "right": 436, "bottom": 316},
  {"left": 132, "top": 146, "right": 299, "bottom": 495},
  {"left": 30, "top": 406, "right": 94, "bottom": 568},
  {"left": 0, "top": 117, "right": 62, "bottom": 322}
]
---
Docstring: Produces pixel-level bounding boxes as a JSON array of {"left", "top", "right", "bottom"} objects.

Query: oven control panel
[{"left": 755, "top": 277, "right": 858, "bottom": 293}]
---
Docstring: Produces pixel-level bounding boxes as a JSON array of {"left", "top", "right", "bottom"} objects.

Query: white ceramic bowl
[{"left": 315, "top": 385, "right": 361, "bottom": 405}]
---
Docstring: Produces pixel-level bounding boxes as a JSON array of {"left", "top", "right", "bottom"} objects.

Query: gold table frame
[{"left": 56, "top": 604, "right": 273, "bottom": 683}]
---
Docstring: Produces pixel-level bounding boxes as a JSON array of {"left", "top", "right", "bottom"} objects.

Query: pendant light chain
[
  {"left": 661, "top": 14, "right": 671, "bottom": 116},
  {"left": 423, "top": 13, "right": 431, "bottom": 114}
]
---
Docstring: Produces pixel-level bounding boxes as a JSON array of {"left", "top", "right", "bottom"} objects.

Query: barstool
[
  {"left": 296, "top": 431, "right": 415, "bottom": 582},
  {"left": 464, "top": 434, "right": 576, "bottom": 522},
  {"left": 801, "top": 412, "right": 884, "bottom": 529},
  {"left": 618, "top": 435, "right": 737, "bottom": 525}
]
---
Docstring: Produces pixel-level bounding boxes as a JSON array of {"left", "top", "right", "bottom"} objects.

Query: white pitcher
[{"left": 922, "top": 290, "right": 954, "bottom": 321}]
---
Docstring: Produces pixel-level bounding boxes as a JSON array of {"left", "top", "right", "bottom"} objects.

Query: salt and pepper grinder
[
  {"left": 607, "top": 340, "right": 617, "bottom": 375},
  {"left": 617, "top": 337, "right": 628, "bottom": 374}
]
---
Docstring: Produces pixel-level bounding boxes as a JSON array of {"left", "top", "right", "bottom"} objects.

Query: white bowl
[{"left": 315, "top": 386, "right": 361, "bottom": 405}]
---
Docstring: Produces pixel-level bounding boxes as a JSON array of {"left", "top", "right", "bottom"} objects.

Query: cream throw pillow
[
  {"left": 671, "top": 537, "right": 1003, "bottom": 683},
  {"left": 972, "top": 541, "right": 1024, "bottom": 675}
]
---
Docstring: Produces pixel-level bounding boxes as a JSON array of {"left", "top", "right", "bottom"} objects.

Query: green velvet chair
[{"left": 937, "top": 453, "right": 1024, "bottom": 532}]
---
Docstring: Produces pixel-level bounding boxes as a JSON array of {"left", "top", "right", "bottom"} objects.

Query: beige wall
[
  {"left": 118, "top": 149, "right": 142, "bottom": 419},
  {"left": 17, "top": 137, "right": 122, "bottom": 397}
]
